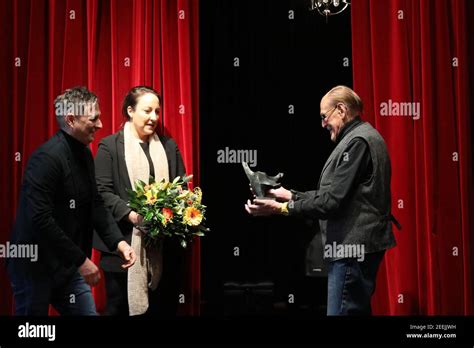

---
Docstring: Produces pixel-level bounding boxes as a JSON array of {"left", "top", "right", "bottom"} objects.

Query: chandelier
[{"left": 310, "top": 0, "right": 351, "bottom": 20}]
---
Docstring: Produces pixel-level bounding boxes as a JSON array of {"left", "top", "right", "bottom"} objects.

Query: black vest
[{"left": 318, "top": 122, "right": 396, "bottom": 253}]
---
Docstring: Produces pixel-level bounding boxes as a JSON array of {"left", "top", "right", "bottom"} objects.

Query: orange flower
[
  {"left": 162, "top": 207, "right": 174, "bottom": 222},
  {"left": 183, "top": 207, "right": 203, "bottom": 226}
]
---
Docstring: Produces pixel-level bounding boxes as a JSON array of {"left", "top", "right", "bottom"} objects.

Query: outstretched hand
[
  {"left": 248, "top": 184, "right": 291, "bottom": 202},
  {"left": 266, "top": 187, "right": 292, "bottom": 202},
  {"left": 245, "top": 198, "right": 283, "bottom": 216}
]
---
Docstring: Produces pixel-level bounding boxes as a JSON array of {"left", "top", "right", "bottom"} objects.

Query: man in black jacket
[
  {"left": 245, "top": 86, "right": 398, "bottom": 315},
  {"left": 6, "top": 86, "right": 136, "bottom": 315}
]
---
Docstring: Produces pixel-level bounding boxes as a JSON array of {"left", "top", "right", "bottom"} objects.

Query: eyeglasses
[{"left": 320, "top": 106, "right": 337, "bottom": 122}]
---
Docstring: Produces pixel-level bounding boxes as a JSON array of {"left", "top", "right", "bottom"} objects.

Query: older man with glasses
[{"left": 245, "top": 85, "right": 400, "bottom": 316}]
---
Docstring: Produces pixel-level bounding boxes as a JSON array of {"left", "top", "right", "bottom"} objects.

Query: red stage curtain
[
  {"left": 0, "top": 0, "right": 200, "bottom": 315},
  {"left": 351, "top": 0, "right": 474, "bottom": 314}
]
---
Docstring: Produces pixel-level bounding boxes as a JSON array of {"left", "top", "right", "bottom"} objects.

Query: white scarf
[{"left": 123, "top": 121, "right": 169, "bottom": 316}]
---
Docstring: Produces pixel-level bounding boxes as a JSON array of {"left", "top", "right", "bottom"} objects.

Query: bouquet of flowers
[{"left": 127, "top": 174, "right": 208, "bottom": 248}]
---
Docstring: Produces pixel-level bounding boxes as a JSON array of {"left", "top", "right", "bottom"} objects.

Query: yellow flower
[
  {"left": 145, "top": 190, "right": 157, "bottom": 205},
  {"left": 178, "top": 190, "right": 190, "bottom": 199},
  {"left": 193, "top": 187, "right": 202, "bottom": 204},
  {"left": 183, "top": 207, "right": 203, "bottom": 226},
  {"left": 158, "top": 181, "right": 170, "bottom": 190}
]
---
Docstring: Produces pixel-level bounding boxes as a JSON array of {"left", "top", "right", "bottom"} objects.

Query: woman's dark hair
[{"left": 122, "top": 86, "right": 161, "bottom": 120}]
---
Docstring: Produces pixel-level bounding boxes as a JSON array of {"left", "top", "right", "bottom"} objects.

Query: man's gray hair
[
  {"left": 54, "top": 86, "right": 98, "bottom": 129},
  {"left": 324, "top": 85, "right": 363, "bottom": 117}
]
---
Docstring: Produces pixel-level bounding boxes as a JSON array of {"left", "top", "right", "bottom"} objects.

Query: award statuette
[{"left": 242, "top": 162, "right": 284, "bottom": 199}]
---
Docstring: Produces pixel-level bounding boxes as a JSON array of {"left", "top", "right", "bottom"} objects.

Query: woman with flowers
[{"left": 93, "top": 86, "right": 187, "bottom": 316}]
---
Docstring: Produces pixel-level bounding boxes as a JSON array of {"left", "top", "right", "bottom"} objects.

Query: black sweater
[{"left": 8, "top": 131, "right": 124, "bottom": 279}]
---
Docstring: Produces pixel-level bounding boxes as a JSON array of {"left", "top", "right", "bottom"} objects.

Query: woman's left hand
[{"left": 116, "top": 241, "right": 137, "bottom": 269}]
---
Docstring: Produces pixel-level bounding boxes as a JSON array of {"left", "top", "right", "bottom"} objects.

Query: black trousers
[
  {"left": 103, "top": 270, "right": 181, "bottom": 317},
  {"left": 103, "top": 239, "right": 185, "bottom": 316}
]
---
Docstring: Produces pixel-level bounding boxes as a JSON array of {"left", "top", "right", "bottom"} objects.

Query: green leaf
[
  {"left": 145, "top": 211, "right": 153, "bottom": 221},
  {"left": 180, "top": 240, "right": 187, "bottom": 248},
  {"left": 135, "top": 179, "right": 146, "bottom": 193}
]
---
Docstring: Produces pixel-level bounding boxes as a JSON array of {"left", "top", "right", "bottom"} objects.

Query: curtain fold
[
  {"left": 352, "top": 0, "right": 473, "bottom": 315},
  {"left": 0, "top": 0, "right": 200, "bottom": 316}
]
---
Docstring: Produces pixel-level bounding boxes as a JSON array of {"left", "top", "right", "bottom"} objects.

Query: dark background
[{"left": 200, "top": 0, "right": 352, "bottom": 316}]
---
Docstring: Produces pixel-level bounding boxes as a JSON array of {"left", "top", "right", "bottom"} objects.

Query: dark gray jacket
[{"left": 290, "top": 121, "right": 397, "bottom": 258}]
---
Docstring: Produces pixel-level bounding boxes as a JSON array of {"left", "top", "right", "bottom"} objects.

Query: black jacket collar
[
  {"left": 336, "top": 116, "right": 362, "bottom": 144},
  {"left": 60, "top": 130, "right": 87, "bottom": 152}
]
